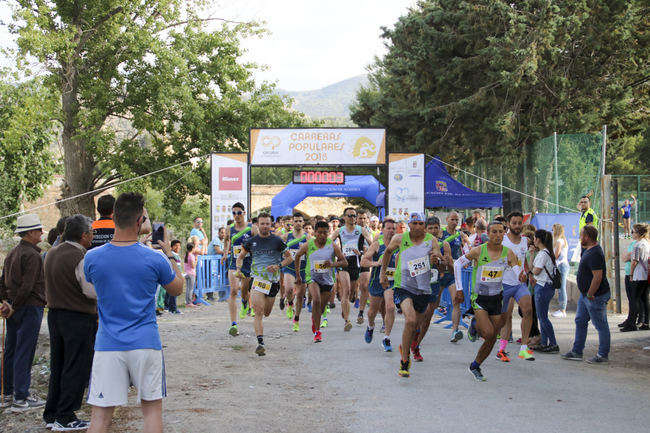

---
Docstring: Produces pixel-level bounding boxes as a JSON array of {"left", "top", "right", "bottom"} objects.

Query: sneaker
[
  {"left": 396, "top": 305, "right": 402, "bottom": 314},
  {"left": 320, "top": 318, "right": 328, "bottom": 328},
  {"left": 292, "top": 320, "right": 300, "bottom": 332},
  {"left": 382, "top": 338, "right": 392, "bottom": 352},
  {"left": 329, "top": 302, "right": 336, "bottom": 309},
  {"left": 0, "top": 395, "right": 12, "bottom": 408},
  {"left": 468, "top": 365, "right": 486, "bottom": 382},
  {"left": 364, "top": 327, "right": 374, "bottom": 344},
  {"left": 620, "top": 325, "right": 637, "bottom": 332},
  {"left": 561, "top": 351, "right": 583, "bottom": 361},
  {"left": 324, "top": 305, "right": 330, "bottom": 315},
  {"left": 410, "top": 332, "right": 420, "bottom": 352},
  {"left": 380, "top": 324, "right": 385, "bottom": 333},
  {"left": 639, "top": 324, "right": 650, "bottom": 331},
  {"left": 10, "top": 394, "right": 45, "bottom": 412},
  {"left": 307, "top": 302, "right": 312, "bottom": 313},
  {"left": 170, "top": 310, "right": 183, "bottom": 315},
  {"left": 250, "top": 308, "right": 255, "bottom": 317},
  {"left": 52, "top": 420, "right": 90, "bottom": 431},
  {"left": 518, "top": 349, "right": 535, "bottom": 361},
  {"left": 344, "top": 321, "right": 353, "bottom": 332},
  {"left": 45, "top": 422, "right": 56, "bottom": 429},
  {"left": 412, "top": 346, "right": 424, "bottom": 362},
  {"left": 540, "top": 344, "right": 560, "bottom": 353},
  {"left": 286, "top": 305, "right": 294, "bottom": 320},
  {"left": 228, "top": 325, "right": 239, "bottom": 336},
  {"left": 255, "top": 343, "right": 266, "bottom": 356},
  {"left": 496, "top": 350, "right": 510, "bottom": 362},
  {"left": 468, "top": 318, "right": 478, "bottom": 342},
  {"left": 279, "top": 297, "right": 285, "bottom": 310},
  {"left": 585, "top": 355, "right": 609, "bottom": 364},
  {"left": 354, "top": 299, "right": 360, "bottom": 309},
  {"left": 239, "top": 304, "right": 248, "bottom": 319},
  {"left": 314, "top": 331, "right": 323, "bottom": 343},
  {"left": 551, "top": 310, "right": 566, "bottom": 318},
  {"left": 450, "top": 329, "right": 463, "bottom": 343},
  {"left": 398, "top": 359, "right": 411, "bottom": 377},
  {"left": 357, "top": 313, "right": 364, "bottom": 324}
]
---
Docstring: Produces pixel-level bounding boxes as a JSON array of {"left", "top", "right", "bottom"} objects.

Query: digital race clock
[{"left": 292, "top": 170, "right": 345, "bottom": 184}]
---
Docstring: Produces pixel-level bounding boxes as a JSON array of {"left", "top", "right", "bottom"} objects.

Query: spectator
[
  {"left": 619, "top": 233, "right": 638, "bottom": 328},
  {"left": 90, "top": 194, "right": 116, "bottom": 249},
  {"left": 552, "top": 223, "right": 570, "bottom": 318},
  {"left": 620, "top": 195, "right": 636, "bottom": 239},
  {"left": 43, "top": 215, "right": 97, "bottom": 430},
  {"left": 51, "top": 217, "right": 69, "bottom": 247},
  {"left": 0, "top": 214, "right": 47, "bottom": 411},
  {"left": 468, "top": 219, "right": 488, "bottom": 247},
  {"left": 84, "top": 192, "right": 183, "bottom": 433},
  {"left": 562, "top": 226, "right": 611, "bottom": 364},
  {"left": 184, "top": 242, "right": 198, "bottom": 307},
  {"left": 164, "top": 240, "right": 183, "bottom": 314},
  {"left": 464, "top": 215, "right": 476, "bottom": 234},
  {"left": 189, "top": 217, "right": 208, "bottom": 254},
  {"left": 620, "top": 223, "right": 649, "bottom": 332},
  {"left": 577, "top": 194, "right": 598, "bottom": 236},
  {"left": 523, "top": 230, "right": 541, "bottom": 347},
  {"left": 531, "top": 229, "right": 559, "bottom": 353},
  {"left": 471, "top": 209, "right": 485, "bottom": 225},
  {"left": 208, "top": 227, "right": 226, "bottom": 256}
]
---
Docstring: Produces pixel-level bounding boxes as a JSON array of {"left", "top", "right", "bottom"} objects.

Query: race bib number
[
  {"left": 481, "top": 266, "right": 504, "bottom": 283},
  {"left": 252, "top": 277, "right": 272, "bottom": 295},
  {"left": 290, "top": 249, "right": 298, "bottom": 259},
  {"left": 386, "top": 267, "right": 395, "bottom": 281},
  {"left": 313, "top": 260, "right": 328, "bottom": 273},
  {"left": 343, "top": 242, "right": 357, "bottom": 257},
  {"left": 430, "top": 268, "right": 439, "bottom": 284},
  {"left": 233, "top": 245, "right": 242, "bottom": 256},
  {"left": 407, "top": 257, "right": 430, "bottom": 278}
]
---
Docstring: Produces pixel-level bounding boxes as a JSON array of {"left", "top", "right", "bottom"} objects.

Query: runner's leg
[
  {"left": 309, "top": 283, "right": 322, "bottom": 332},
  {"left": 227, "top": 270, "right": 240, "bottom": 324},
  {"left": 338, "top": 271, "right": 351, "bottom": 324},
  {"left": 358, "top": 271, "right": 370, "bottom": 322},
  {"left": 383, "top": 289, "right": 395, "bottom": 338}
]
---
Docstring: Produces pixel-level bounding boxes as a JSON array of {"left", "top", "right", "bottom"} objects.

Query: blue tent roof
[
  {"left": 271, "top": 175, "right": 385, "bottom": 218},
  {"left": 375, "top": 157, "right": 502, "bottom": 209},
  {"left": 424, "top": 157, "right": 502, "bottom": 208}
]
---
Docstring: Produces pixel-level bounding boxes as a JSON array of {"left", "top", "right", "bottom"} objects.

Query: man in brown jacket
[
  {"left": 42, "top": 215, "right": 97, "bottom": 431},
  {"left": 0, "top": 214, "right": 47, "bottom": 411}
]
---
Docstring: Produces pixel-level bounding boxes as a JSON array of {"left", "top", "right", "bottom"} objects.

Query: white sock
[
  {"left": 520, "top": 345, "right": 528, "bottom": 352},
  {"left": 368, "top": 326, "right": 374, "bottom": 331}
]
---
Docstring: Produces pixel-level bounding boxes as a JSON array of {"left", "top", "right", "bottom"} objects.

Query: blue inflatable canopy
[{"left": 271, "top": 175, "right": 385, "bottom": 218}]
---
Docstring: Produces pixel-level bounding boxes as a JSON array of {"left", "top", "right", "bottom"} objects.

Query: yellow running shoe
[
  {"left": 292, "top": 320, "right": 300, "bottom": 332},
  {"left": 239, "top": 304, "right": 248, "bottom": 319},
  {"left": 286, "top": 305, "right": 294, "bottom": 320},
  {"left": 320, "top": 318, "right": 328, "bottom": 328}
]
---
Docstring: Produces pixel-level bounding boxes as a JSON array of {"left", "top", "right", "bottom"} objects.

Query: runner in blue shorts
[
  {"left": 281, "top": 213, "right": 309, "bottom": 332},
  {"left": 361, "top": 218, "right": 398, "bottom": 352}
]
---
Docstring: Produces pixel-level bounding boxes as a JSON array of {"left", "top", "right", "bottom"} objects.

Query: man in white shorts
[{"left": 84, "top": 193, "right": 183, "bottom": 433}]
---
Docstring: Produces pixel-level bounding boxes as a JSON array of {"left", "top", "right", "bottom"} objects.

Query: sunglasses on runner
[
  {"left": 232, "top": 211, "right": 244, "bottom": 215},
  {"left": 346, "top": 214, "right": 357, "bottom": 218}
]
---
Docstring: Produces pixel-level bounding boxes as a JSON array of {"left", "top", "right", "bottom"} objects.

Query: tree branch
[
  {"left": 76, "top": 7, "right": 124, "bottom": 53},
  {"left": 157, "top": 16, "right": 249, "bottom": 33}
]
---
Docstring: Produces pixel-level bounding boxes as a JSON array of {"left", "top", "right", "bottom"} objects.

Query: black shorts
[
  {"left": 253, "top": 282, "right": 280, "bottom": 298},
  {"left": 339, "top": 256, "right": 360, "bottom": 281},
  {"left": 317, "top": 283, "right": 333, "bottom": 293},
  {"left": 360, "top": 266, "right": 370, "bottom": 273},
  {"left": 393, "top": 288, "right": 429, "bottom": 314},
  {"left": 471, "top": 293, "right": 503, "bottom": 316}
]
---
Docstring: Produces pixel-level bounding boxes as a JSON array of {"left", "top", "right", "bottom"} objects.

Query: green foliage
[
  {"left": 0, "top": 78, "right": 59, "bottom": 227},
  {"left": 143, "top": 188, "right": 209, "bottom": 241},
  {"left": 8, "top": 0, "right": 310, "bottom": 217},
  {"left": 350, "top": 0, "right": 648, "bottom": 176}
]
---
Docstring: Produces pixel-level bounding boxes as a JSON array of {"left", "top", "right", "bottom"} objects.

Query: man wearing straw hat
[{"left": 0, "top": 213, "right": 47, "bottom": 411}]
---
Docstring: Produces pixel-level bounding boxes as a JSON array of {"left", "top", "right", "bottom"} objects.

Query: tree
[
  {"left": 8, "top": 0, "right": 308, "bottom": 217},
  {"left": 0, "top": 78, "right": 59, "bottom": 228},
  {"left": 351, "top": 0, "right": 648, "bottom": 175}
]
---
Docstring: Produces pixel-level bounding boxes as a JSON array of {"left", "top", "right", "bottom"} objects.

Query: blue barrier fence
[
  {"left": 434, "top": 267, "right": 473, "bottom": 329},
  {"left": 196, "top": 255, "right": 230, "bottom": 303}
]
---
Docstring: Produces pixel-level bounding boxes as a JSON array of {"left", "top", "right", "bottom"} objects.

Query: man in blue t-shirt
[
  {"left": 237, "top": 212, "right": 292, "bottom": 356},
  {"left": 84, "top": 193, "right": 183, "bottom": 433}
]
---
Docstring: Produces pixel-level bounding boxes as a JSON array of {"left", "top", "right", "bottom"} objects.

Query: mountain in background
[{"left": 275, "top": 75, "right": 368, "bottom": 119}]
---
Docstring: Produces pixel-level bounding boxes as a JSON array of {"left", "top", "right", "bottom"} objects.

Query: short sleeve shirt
[
  {"left": 243, "top": 235, "right": 287, "bottom": 282},
  {"left": 632, "top": 239, "right": 649, "bottom": 281},
  {"left": 576, "top": 244, "right": 610, "bottom": 296},
  {"left": 84, "top": 243, "right": 176, "bottom": 351},
  {"left": 533, "top": 249, "right": 555, "bottom": 285},
  {"left": 190, "top": 228, "right": 204, "bottom": 241}
]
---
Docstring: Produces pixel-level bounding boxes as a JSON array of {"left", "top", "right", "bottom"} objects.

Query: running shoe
[
  {"left": 539, "top": 344, "right": 560, "bottom": 353},
  {"left": 518, "top": 349, "right": 535, "bottom": 361},
  {"left": 382, "top": 338, "right": 392, "bottom": 352},
  {"left": 468, "top": 318, "right": 478, "bottom": 342},
  {"left": 320, "top": 318, "right": 328, "bottom": 328},
  {"left": 314, "top": 331, "right": 323, "bottom": 343},
  {"left": 410, "top": 332, "right": 420, "bottom": 352},
  {"left": 496, "top": 350, "right": 510, "bottom": 362},
  {"left": 329, "top": 302, "right": 336, "bottom": 309},
  {"left": 468, "top": 365, "right": 486, "bottom": 382},
  {"left": 286, "top": 305, "right": 294, "bottom": 320},
  {"left": 279, "top": 297, "right": 285, "bottom": 310},
  {"left": 303, "top": 298, "right": 306, "bottom": 308},
  {"left": 228, "top": 325, "right": 239, "bottom": 336},
  {"left": 307, "top": 302, "right": 313, "bottom": 313},
  {"left": 10, "top": 394, "right": 45, "bottom": 412},
  {"left": 344, "top": 321, "right": 353, "bottom": 332},
  {"left": 250, "top": 308, "right": 255, "bottom": 317},
  {"left": 51, "top": 420, "right": 90, "bottom": 431},
  {"left": 551, "top": 310, "right": 566, "bottom": 318},
  {"left": 398, "top": 359, "right": 411, "bottom": 377},
  {"left": 357, "top": 313, "right": 364, "bottom": 324},
  {"left": 239, "top": 304, "right": 248, "bottom": 318},
  {"left": 364, "top": 327, "right": 374, "bottom": 343},
  {"left": 380, "top": 324, "right": 385, "bottom": 333},
  {"left": 585, "top": 355, "right": 609, "bottom": 364},
  {"left": 450, "top": 329, "right": 463, "bottom": 343},
  {"left": 354, "top": 299, "right": 360, "bottom": 309},
  {"left": 292, "top": 320, "right": 300, "bottom": 332},
  {"left": 396, "top": 304, "right": 402, "bottom": 314},
  {"left": 255, "top": 343, "right": 266, "bottom": 356},
  {"left": 325, "top": 305, "right": 331, "bottom": 315},
  {"left": 1, "top": 395, "right": 12, "bottom": 408},
  {"left": 412, "top": 346, "right": 424, "bottom": 362}
]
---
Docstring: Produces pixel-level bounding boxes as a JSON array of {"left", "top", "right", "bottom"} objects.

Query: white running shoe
[{"left": 551, "top": 310, "right": 566, "bottom": 318}]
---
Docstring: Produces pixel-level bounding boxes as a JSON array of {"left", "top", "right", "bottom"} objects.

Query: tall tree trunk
[{"left": 58, "top": 61, "right": 96, "bottom": 218}]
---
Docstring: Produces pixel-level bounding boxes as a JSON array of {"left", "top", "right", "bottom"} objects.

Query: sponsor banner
[
  {"left": 249, "top": 128, "right": 386, "bottom": 166},
  {"left": 211, "top": 153, "right": 249, "bottom": 240},
  {"left": 388, "top": 153, "right": 425, "bottom": 221}
]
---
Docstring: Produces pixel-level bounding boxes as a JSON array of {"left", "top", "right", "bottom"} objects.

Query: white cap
[{"left": 15, "top": 214, "right": 43, "bottom": 233}]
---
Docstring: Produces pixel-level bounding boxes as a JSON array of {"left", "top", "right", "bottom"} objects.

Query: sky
[{"left": 0, "top": 0, "right": 416, "bottom": 91}]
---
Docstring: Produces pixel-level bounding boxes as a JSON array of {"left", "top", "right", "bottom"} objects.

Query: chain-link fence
[
  {"left": 459, "top": 131, "right": 604, "bottom": 214},
  {"left": 611, "top": 175, "right": 650, "bottom": 224}
]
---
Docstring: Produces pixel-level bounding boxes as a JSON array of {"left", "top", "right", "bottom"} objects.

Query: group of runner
[{"left": 220, "top": 202, "right": 541, "bottom": 380}]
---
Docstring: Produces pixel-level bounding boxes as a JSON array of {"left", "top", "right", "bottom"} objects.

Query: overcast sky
[{"left": 0, "top": 0, "right": 416, "bottom": 91}]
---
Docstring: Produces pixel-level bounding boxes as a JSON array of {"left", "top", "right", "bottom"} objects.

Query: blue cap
[{"left": 408, "top": 212, "right": 425, "bottom": 223}]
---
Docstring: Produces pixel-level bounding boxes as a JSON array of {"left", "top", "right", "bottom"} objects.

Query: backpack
[{"left": 543, "top": 250, "right": 562, "bottom": 289}]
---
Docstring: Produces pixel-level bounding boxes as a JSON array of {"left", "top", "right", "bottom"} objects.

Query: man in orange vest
[{"left": 90, "top": 195, "right": 116, "bottom": 249}]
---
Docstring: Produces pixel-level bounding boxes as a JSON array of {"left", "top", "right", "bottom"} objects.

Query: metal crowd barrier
[
  {"left": 195, "top": 254, "right": 230, "bottom": 304},
  {"left": 434, "top": 266, "right": 473, "bottom": 329}
]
